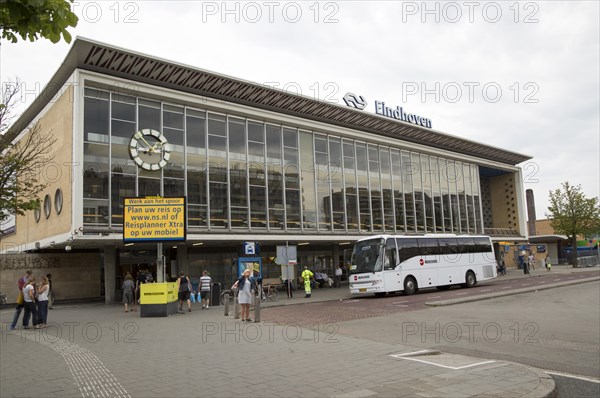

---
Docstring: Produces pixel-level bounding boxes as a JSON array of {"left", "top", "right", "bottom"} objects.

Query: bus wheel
[
  {"left": 465, "top": 271, "right": 476, "bottom": 288},
  {"left": 374, "top": 292, "right": 386, "bottom": 297},
  {"left": 404, "top": 277, "right": 417, "bottom": 295}
]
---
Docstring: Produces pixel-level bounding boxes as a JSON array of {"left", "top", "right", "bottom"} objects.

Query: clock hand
[{"left": 138, "top": 135, "right": 154, "bottom": 151}]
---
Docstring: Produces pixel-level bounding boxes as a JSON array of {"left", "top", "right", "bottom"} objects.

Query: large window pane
[
  {"left": 186, "top": 112, "right": 206, "bottom": 149},
  {"left": 250, "top": 185, "right": 267, "bottom": 228},
  {"left": 369, "top": 145, "right": 382, "bottom": 232},
  {"left": 356, "top": 143, "right": 370, "bottom": 231},
  {"left": 83, "top": 143, "right": 109, "bottom": 199},
  {"left": 392, "top": 150, "right": 405, "bottom": 232},
  {"left": 402, "top": 151, "right": 416, "bottom": 232},
  {"left": 209, "top": 182, "right": 227, "bottom": 228},
  {"left": 139, "top": 177, "right": 160, "bottom": 196},
  {"left": 299, "top": 131, "right": 316, "bottom": 230},
  {"left": 138, "top": 100, "right": 161, "bottom": 131},
  {"left": 188, "top": 205, "right": 207, "bottom": 228},
  {"left": 111, "top": 173, "right": 135, "bottom": 225},
  {"left": 83, "top": 199, "right": 109, "bottom": 226},
  {"left": 84, "top": 97, "right": 109, "bottom": 143}
]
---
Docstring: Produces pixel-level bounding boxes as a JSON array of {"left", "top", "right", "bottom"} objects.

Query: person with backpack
[{"left": 177, "top": 272, "right": 192, "bottom": 312}]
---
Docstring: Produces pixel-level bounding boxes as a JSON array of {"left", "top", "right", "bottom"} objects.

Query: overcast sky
[{"left": 1, "top": 0, "right": 598, "bottom": 219}]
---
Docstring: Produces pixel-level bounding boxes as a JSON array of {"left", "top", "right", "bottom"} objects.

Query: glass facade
[{"left": 83, "top": 87, "right": 484, "bottom": 234}]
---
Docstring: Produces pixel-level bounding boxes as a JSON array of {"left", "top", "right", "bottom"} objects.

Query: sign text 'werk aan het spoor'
[{"left": 123, "top": 197, "right": 186, "bottom": 242}]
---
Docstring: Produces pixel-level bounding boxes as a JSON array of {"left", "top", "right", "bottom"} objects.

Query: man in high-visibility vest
[{"left": 301, "top": 266, "right": 314, "bottom": 298}]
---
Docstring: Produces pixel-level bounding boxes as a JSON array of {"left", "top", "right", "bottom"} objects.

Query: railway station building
[{"left": 0, "top": 38, "right": 531, "bottom": 303}]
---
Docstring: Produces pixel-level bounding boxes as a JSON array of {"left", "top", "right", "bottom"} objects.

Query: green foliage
[
  {"left": 0, "top": 0, "right": 78, "bottom": 44},
  {"left": 547, "top": 182, "right": 600, "bottom": 266}
]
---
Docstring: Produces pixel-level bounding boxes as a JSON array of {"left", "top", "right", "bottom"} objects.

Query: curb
[
  {"left": 425, "top": 276, "right": 600, "bottom": 307},
  {"left": 523, "top": 366, "right": 558, "bottom": 398}
]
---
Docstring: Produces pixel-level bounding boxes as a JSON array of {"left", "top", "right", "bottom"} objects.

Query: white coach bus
[{"left": 349, "top": 234, "right": 497, "bottom": 297}]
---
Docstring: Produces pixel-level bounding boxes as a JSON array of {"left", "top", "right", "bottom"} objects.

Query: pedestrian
[
  {"left": 546, "top": 254, "right": 552, "bottom": 272},
  {"left": 136, "top": 269, "right": 146, "bottom": 305},
  {"left": 301, "top": 266, "right": 314, "bottom": 298},
  {"left": 37, "top": 275, "right": 50, "bottom": 327},
  {"left": 335, "top": 265, "right": 342, "bottom": 288},
  {"left": 177, "top": 271, "right": 192, "bottom": 312},
  {"left": 46, "top": 273, "right": 54, "bottom": 309},
  {"left": 285, "top": 278, "right": 293, "bottom": 298},
  {"left": 122, "top": 273, "right": 135, "bottom": 312},
  {"left": 8, "top": 270, "right": 32, "bottom": 331},
  {"left": 529, "top": 253, "right": 535, "bottom": 270},
  {"left": 22, "top": 277, "right": 40, "bottom": 329},
  {"left": 232, "top": 269, "right": 254, "bottom": 322},
  {"left": 199, "top": 270, "right": 212, "bottom": 309}
]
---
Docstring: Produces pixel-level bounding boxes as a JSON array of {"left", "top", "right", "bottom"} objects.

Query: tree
[
  {"left": 0, "top": 0, "right": 78, "bottom": 44},
  {"left": 1, "top": 79, "right": 55, "bottom": 224},
  {"left": 547, "top": 182, "right": 600, "bottom": 267}
]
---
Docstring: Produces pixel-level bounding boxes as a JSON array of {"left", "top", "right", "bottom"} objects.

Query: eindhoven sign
[{"left": 343, "top": 92, "right": 432, "bottom": 129}]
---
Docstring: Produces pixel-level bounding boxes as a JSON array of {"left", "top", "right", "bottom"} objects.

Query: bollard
[
  {"left": 233, "top": 293, "right": 240, "bottom": 320},
  {"left": 224, "top": 293, "right": 229, "bottom": 316},
  {"left": 254, "top": 293, "right": 261, "bottom": 322}
]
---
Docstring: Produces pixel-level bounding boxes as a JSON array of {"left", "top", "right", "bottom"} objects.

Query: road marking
[
  {"left": 502, "top": 286, "right": 512, "bottom": 289},
  {"left": 480, "top": 289, "right": 491, "bottom": 292},
  {"left": 390, "top": 352, "right": 495, "bottom": 370},
  {"left": 21, "top": 331, "right": 130, "bottom": 398},
  {"left": 544, "top": 370, "right": 600, "bottom": 384},
  {"left": 430, "top": 296, "right": 441, "bottom": 299},
  {"left": 521, "top": 284, "right": 530, "bottom": 286},
  {"left": 392, "top": 300, "right": 408, "bottom": 304},
  {"left": 454, "top": 292, "right": 468, "bottom": 296}
]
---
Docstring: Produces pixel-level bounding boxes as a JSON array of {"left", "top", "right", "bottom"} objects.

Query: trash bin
[{"left": 211, "top": 282, "right": 221, "bottom": 306}]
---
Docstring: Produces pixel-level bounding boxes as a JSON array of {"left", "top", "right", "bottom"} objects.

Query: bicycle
[
  {"left": 0, "top": 292, "right": 7, "bottom": 309},
  {"left": 220, "top": 289, "right": 236, "bottom": 305},
  {"left": 261, "top": 284, "right": 279, "bottom": 302}
]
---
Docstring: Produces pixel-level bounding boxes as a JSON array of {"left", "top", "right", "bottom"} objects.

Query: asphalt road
[{"left": 262, "top": 271, "right": 600, "bottom": 397}]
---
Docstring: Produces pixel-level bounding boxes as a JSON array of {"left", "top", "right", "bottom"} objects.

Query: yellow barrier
[{"left": 140, "top": 282, "right": 178, "bottom": 305}]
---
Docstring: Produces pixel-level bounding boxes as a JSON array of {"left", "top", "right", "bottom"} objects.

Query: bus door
[
  {"left": 382, "top": 238, "right": 402, "bottom": 292},
  {"left": 395, "top": 238, "right": 418, "bottom": 290}
]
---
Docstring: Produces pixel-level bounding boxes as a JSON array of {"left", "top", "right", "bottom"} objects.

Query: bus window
[
  {"left": 438, "top": 238, "right": 459, "bottom": 255},
  {"left": 397, "top": 238, "right": 418, "bottom": 264},
  {"left": 457, "top": 237, "right": 476, "bottom": 254},
  {"left": 384, "top": 238, "right": 398, "bottom": 270},
  {"left": 351, "top": 238, "right": 384, "bottom": 273},
  {"left": 474, "top": 237, "right": 492, "bottom": 252},
  {"left": 417, "top": 238, "right": 440, "bottom": 256}
]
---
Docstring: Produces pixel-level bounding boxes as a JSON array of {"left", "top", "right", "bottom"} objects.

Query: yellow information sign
[{"left": 123, "top": 197, "right": 186, "bottom": 242}]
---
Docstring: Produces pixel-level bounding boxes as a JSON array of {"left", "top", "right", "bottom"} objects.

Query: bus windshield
[{"left": 350, "top": 238, "right": 384, "bottom": 274}]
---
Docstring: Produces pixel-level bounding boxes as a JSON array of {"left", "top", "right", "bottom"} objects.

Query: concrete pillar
[
  {"left": 332, "top": 244, "right": 340, "bottom": 271},
  {"left": 103, "top": 246, "right": 117, "bottom": 304},
  {"left": 177, "top": 244, "right": 189, "bottom": 276}
]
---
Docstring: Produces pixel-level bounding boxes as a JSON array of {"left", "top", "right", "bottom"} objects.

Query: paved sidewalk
[
  {"left": 1, "top": 301, "right": 556, "bottom": 398},
  {"left": 1, "top": 266, "right": 595, "bottom": 398}
]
